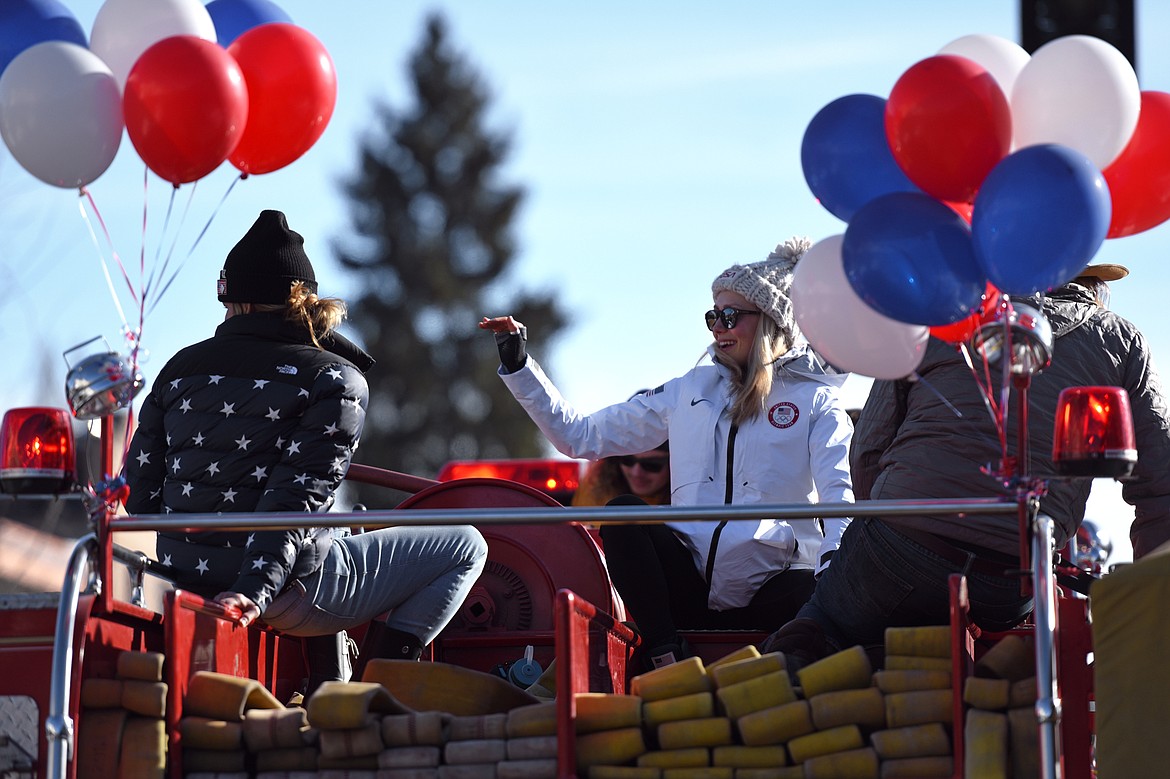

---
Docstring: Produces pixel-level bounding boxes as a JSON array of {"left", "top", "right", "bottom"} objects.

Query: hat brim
[{"left": 1077, "top": 263, "right": 1129, "bottom": 281}]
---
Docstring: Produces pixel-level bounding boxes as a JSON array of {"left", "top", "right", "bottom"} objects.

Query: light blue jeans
[{"left": 262, "top": 525, "right": 487, "bottom": 644}]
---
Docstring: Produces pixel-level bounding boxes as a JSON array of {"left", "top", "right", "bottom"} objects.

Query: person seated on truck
[
  {"left": 124, "top": 209, "right": 488, "bottom": 696},
  {"left": 480, "top": 237, "right": 855, "bottom": 671},
  {"left": 762, "top": 263, "right": 1170, "bottom": 673},
  {"left": 572, "top": 419, "right": 671, "bottom": 508}
]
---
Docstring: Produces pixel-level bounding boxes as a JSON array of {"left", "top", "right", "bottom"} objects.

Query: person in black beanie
[{"left": 125, "top": 209, "right": 488, "bottom": 697}]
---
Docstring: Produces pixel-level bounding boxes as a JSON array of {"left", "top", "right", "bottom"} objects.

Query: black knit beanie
[{"left": 217, "top": 210, "right": 318, "bottom": 304}]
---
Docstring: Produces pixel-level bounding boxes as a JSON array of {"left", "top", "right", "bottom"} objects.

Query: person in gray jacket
[
  {"left": 481, "top": 237, "right": 855, "bottom": 669},
  {"left": 763, "top": 262, "right": 1170, "bottom": 670},
  {"left": 125, "top": 210, "right": 487, "bottom": 695}
]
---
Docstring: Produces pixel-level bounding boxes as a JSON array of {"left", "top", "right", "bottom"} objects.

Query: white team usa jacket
[{"left": 500, "top": 343, "right": 855, "bottom": 610}]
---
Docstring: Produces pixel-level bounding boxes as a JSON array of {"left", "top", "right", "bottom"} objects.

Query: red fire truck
[{"left": 0, "top": 343, "right": 1148, "bottom": 779}]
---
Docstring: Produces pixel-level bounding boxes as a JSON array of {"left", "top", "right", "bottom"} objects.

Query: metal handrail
[
  {"left": 106, "top": 497, "right": 1017, "bottom": 533},
  {"left": 1032, "top": 513, "right": 1060, "bottom": 779},
  {"left": 46, "top": 533, "right": 95, "bottom": 779}
]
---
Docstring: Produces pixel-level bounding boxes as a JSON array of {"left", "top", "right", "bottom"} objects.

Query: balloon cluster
[
  {"left": 793, "top": 33, "right": 1168, "bottom": 380},
  {"left": 0, "top": 0, "right": 336, "bottom": 189}
]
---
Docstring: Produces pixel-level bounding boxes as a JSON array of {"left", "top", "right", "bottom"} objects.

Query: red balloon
[
  {"left": 1104, "top": 90, "right": 1170, "bottom": 238},
  {"left": 123, "top": 36, "right": 249, "bottom": 186},
  {"left": 930, "top": 282, "right": 1000, "bottom": 344},
  {"left": 228, "top": 23, "right": 336, "bottom": 176},
  {"left": 885, "top": 55, "right": 1012, "bottom": 203}
]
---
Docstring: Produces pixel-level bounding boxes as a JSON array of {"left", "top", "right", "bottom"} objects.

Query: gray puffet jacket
[{"left": 852, "top": 281, "right": 1170, "bottom": 560}]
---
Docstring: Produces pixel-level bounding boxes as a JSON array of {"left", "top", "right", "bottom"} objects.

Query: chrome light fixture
[
  {"left": 971, "top": 300, "right": 1054, "bottom": 377},
  {"left": 63, "top": 338, "right": 145, "bottom": 420}
]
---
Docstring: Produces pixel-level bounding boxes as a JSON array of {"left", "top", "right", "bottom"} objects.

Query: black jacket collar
[{"left": 216, "top": 311, "right": 376, "bottom": 374}]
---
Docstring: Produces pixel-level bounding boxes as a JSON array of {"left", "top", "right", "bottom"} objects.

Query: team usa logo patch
[{"left": 768, "top": 401, "right": 799, "bottom": 429}]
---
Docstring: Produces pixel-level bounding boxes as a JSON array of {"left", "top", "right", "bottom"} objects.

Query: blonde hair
[
  {"left": 712, "top": 315, "right": 789, "bottom": 426},
  {"left": 228, "top": 281, "right": 348, "bottom": 349}
]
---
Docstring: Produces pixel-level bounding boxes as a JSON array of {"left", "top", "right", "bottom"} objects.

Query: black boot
[
  {"left": 759, "top": 617, "right": 834, "bottom": 681},
  {"left": 302, "top": 631, "right": 353, "bottom": 700},
  {"left": 351, "top": 622, "right": 424, "bottom": 682}
]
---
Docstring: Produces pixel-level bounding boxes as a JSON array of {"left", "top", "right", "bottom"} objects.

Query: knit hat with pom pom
[{"left": 711, "top": 236, "right": 812, "bottom": 345}]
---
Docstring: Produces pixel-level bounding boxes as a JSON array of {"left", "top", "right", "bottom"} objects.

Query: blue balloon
[
  {"left": 206, "top": 0, "right": 293, "bottom": 47},
  {"left": 842, "top": 192, "right": 986, "bottom": 326},
  {"left": 972, "top": 144, "right": 1112, "bottom": 297},
  {"left": 801, "top": 94, "right": 923, "bottom": 223},
  {"left": 0, "top": 0, "right": 86, "bottom": 78}
]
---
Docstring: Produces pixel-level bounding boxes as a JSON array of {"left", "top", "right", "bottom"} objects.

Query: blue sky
[{"left": 3, "top": 1, "right": 1166, "bottom": 563}]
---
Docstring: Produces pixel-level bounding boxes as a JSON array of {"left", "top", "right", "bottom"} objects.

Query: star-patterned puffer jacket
[{"left": 124, "top": 311, "right": 374, "bottom": 612}]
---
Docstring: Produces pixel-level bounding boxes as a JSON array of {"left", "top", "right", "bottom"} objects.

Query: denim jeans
[
  {"left": 797, "top": 518, "right": 1032, "bottom": 651},
  {"left": 262, "top": 525, "right": 487, "bottom": 644}
]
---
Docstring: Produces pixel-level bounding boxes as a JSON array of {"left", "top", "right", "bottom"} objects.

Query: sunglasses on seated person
[
  {"left": 616, "top": 455, "right": 669, "bottom": 473},
  {"left": 704, "top": 306, "right": 760, "bottom": 331}
]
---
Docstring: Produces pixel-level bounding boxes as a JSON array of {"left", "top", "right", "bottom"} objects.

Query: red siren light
[
  {"left": 0, "top": 407, "right": 76, "bottom": 495},
  {"left": 1052, "top": 386, "right": 1137, "bottom": 478},
  {"left": 437, "top": 459, "right": 582, "bottom": 501}
]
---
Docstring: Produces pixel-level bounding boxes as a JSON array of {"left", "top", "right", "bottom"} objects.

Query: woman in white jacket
[{"left": 480, "top": 237, "right": 854, "bottom": 670}]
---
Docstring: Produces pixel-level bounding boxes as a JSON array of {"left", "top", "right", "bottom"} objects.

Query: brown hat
[{"left": 1076, "top": 263, "right": 1129, "bottom": 282}]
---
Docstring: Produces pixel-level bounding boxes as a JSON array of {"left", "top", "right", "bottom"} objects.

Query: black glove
[{"left": 494, "top": 326, "right": 528, "bottom": 373}]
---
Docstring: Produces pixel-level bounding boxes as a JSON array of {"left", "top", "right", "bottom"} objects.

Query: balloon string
[
  {"left": 77, "top": 189, "right": 135, "bottom": 331},
  {"left": 912, "top": 365, "right": 1004, "bottom": 453},
  {"left": 144, "top": 184, "right": 196, "bottom": 320},
  {"left": 144, "top": 175, "right": 177, "bottom": 306},
  {"left": 147, "top": 174, "right": 240, "bottom": 317},
  {"left": 959, "top": 341, "right": 1008, "bottom": 456},
  {"left": 188, "top": 174, "right": 240, "bottom": 257}
]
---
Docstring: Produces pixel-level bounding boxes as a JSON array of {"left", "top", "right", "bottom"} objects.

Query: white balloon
[
  {"left": 90, "top": 0, "right": 216, "bottom": 88},
  {"left": 939, "top": 33, "right": 1030, "bottom": 99},
  {"left": 1011, "top": 34, "right": 1140, "bottom": 169},
  {"left": 0, "top": 41, "right": 123, "bottom": 188},
  {"left": 792, "top": 234, "right": 929, "bottom": 380}
]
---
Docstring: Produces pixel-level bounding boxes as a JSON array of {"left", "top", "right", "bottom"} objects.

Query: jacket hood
[{"left": 1035, "top": 282, "right": 1099, "bottom": 340}]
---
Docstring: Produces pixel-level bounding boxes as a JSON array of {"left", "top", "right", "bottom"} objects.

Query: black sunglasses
[
  {"left": 616, "top": 456, "right": 668, "bottom": 473},
  {"left": 705, "top": 306, "right": 761, "bottom": 331}
]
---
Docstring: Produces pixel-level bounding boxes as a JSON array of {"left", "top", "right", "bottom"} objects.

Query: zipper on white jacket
[{"left": 704, "top": 423, "right": 737, "bottom": 589}]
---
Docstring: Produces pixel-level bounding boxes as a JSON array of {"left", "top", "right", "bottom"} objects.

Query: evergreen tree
[{"left": 336, "top": 13, "right": 566, "bottom": 505}]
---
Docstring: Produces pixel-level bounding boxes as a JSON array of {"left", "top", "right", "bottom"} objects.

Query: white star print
[
  {"left": 253, "top": 379, "right": 269, "bottom": 389},
  {"left": 251, "top": 466, "right": 268, "bottom": 481},
  {"left": 287, "top": 440, "right": 301, "bottom": 455},
  {"left": 195, "top": 559, "right": 209, "bottom": 575},
  {"left": 235, "top": 435, "right": 251, "bottom": 450},
  {"left": 298, "top": 388, "right": 309, "bottom": 398},
  {"left": 150, "top": 488, "right": 161, "bottom": 500},
  {"left": 294, "top": 473, "right": 309, "bottom": 485},
  {"left": 323, "top": 423, "right": 339, "bottom": 436},
  {"left": 222, "top": 488, "right": 237, "bottom": 503},
  {"left": 331, "top": 457, "right": 346, "bottom": 473},
  {"left": 209, "top": 375, "right": 224, "bottom": 384},
  {"left": 192, "top": 432, "right": 205, "bottom": 446},
  {"left": 327, "top": 367, "right": 343, "bottom": 381},
  {"left": 166, "top": 433, "right": 173, "bottom": 446},
  {"left": 245, "top": 534, "right": 255, "bottom": 548},
  {"left": 181, "top": 483, "right": 193, "bottom": 496},
  {"left": 179, "top": 398, "right": 192, "bottom": 413},
  {"left": 265, "top": 407, "right": 281, "bottom": 421},
  {"left": 171, "top": 457, "right": 181, "bottom": 473},
  {"left": 220, "top": 402, "right": 236, "bottom": 417},
  {"left": 136, "top": 450, "right": 150, "bottom": 466},
  {"left": 169, "top": 379, "right": 181, "bottom": 390},
  {"left": 251, "top": 557, "right": 266, "bottom": 570},
  {"left": 207, "top": 461, "right": 221, "bottom": 476},
  {"left": 162, "top": 554, "right": 172, "bottom": 566},
  {"left": 275, "top": 437, "right": 285, "bottom": 448}
]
